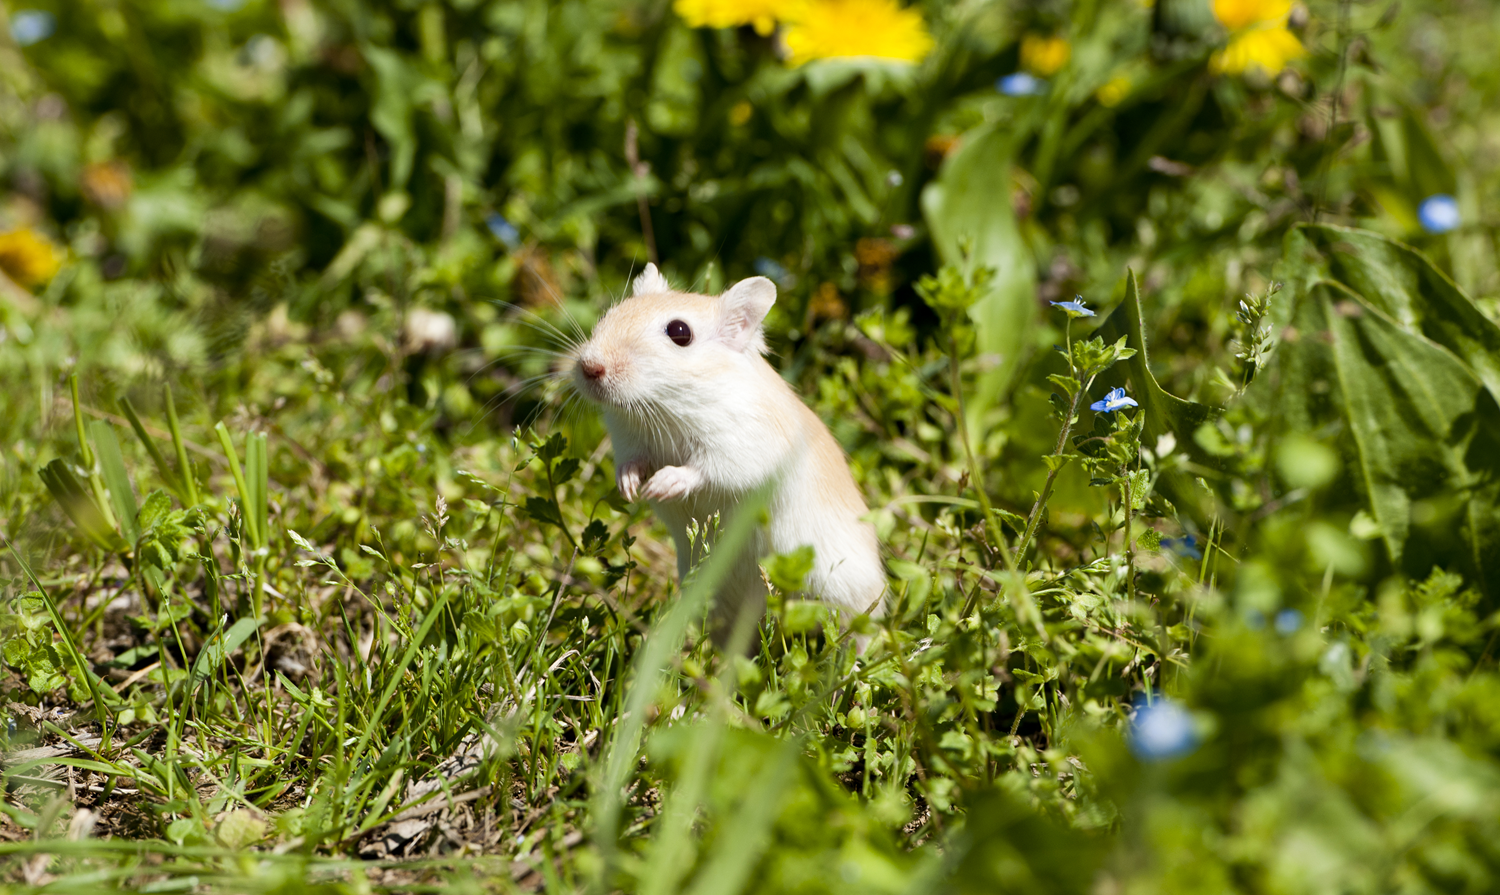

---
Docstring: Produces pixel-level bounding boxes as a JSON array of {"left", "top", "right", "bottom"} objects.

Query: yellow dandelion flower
[
  {"left": 783, "top": 0, "right": 933, "bottom": 66},
  {"left": 674, "top": 0, "right": 799, "bottom": 36},
  {"left": 0, "top": 228, "right": 62, "bottom": 288},
  {"left": 1212, "top": 25, "right": 1304, "bottom": 76},
  {"left": 1097, "top": 74, "right": 1131, "bottom": 107},
  {"left": 1020, "top": 34, "right": 1071, "bottom": 76},
  {"left": 1210, "top": 0, "right": 1304, "bottom": 77},
  {"left": 1211, "top": 0, "right": 1291, "bottom": 30}
]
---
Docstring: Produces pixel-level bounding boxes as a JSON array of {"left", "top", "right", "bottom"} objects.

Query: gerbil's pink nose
[{"left": 579, "top": 359, "right": 605, "bottom": 381}]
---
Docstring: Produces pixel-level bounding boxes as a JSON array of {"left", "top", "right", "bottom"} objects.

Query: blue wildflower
[
  {"left": 10, "top": 10, "right": 55, "bottom": 45},
  {"left": 1090, "top": 387, "right": 1138, "bottom": 414},
  {"left": 1274, "top": 608, "right": 1303, "bottom": 635},
  {"left": 753, "top": 257, "right": 789, "bottom": 284},
  {"left": 1418, "top": 194, "right": 1460, "bottom": 234},
  {"left": 996, "top": 72, "right": 1044, "bottom": 96},
  {"left": 485, "top": 213, "right": 521, "bottom": 250},
  {"left": 1129, "top": 698, "right": 1199, "bottom": 761},
  {"left": 1161, "top": 535, "right": 1203, "bottom": 560},
  {"left": 1050, "top": 296, "right": 1095, "bottom": 318}
]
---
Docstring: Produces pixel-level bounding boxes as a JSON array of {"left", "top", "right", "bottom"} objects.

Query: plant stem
[
  {"left": 1123, "top": 474, "right": 1136, "bottom": 603},
  {"left": 1014, "top": 372, "right": 1095, "bottom": 566},
  {"left": 545, "top": 460, "right": 580, "bottom": 555}
]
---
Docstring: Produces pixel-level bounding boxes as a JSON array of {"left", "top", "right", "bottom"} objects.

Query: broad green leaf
[
  {"left": 1272, "top": 280, "right": 1500, "bottom": 595},
  {"left": 921, "top": 123, "right": 1037, "bottom": 415},
  {"left": 1291, "top": 224, "right": 1500, "bottom": 403}
]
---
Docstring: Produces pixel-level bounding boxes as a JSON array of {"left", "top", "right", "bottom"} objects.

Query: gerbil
[{"left": 570, "top": 264, "right": 885, "bottom": 636}]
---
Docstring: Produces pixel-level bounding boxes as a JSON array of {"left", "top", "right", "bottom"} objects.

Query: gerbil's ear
[
  {"left": 631, "top": 263, "right": 671, "bottom": 297},
  {"left": 718, "top": 276, "right": 776, "bottom": 354}
]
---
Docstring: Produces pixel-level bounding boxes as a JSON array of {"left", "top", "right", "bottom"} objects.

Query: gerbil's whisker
[
  {"left": 490, "top": 300, "right": 582, "bottom": 353},
  {"left": 464, "top": 347, "right": 571, "bottom": 387}
]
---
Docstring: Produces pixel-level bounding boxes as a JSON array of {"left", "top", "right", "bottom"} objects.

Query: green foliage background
[{"left": 2, "top": 0, "right": 1500, "bottom": 892}]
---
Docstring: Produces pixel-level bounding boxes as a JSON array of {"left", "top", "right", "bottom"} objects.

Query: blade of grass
[
  {"left": 163, "top": 385, "right": 200, "bottom": 506},
  {"left": 246, "top": 432, "right": 269, "bottom": 549},
  {"left": 214, "top": 422, "right": 255, "bottom": 546},
  {"left": 89, "top": 420, "right": 139, "bottom": 544},
  {"left": 341, "top": 587, "right": 454, "bottom": 819},
  {"left": 2, "top": 531, "right": 114, "bottom": 741},
  {"left": 590, "top": 487, "right": 769, "bottom": 893},
  {"left": 119, "top": 396, "right": 179, "bottom": 502},
  {"left": 640, "top": 595, "right": 764, "bottom": 894},
  {"left": 69, "top": 372, "right": 94, "bottom": 470},
  {"left": 680, "top": 738, "right": 797, "bottom": 895}
]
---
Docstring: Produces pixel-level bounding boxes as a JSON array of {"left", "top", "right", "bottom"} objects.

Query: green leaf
[
  {"left": 136, "top": 489, "right": 172, "bottom": 532},
  {"left": 214, "top": 421, "right": 255, "bottom": 546},
  {"left": 552, "top": 456, "right": 581, "bottom": 487},
  {"left": 921, "top": 123, "right": 1038, "bottom": 413},
  {"left": 215, "top": 809, "right": 268, "bottom": 850},
  {"left": 38, "top": 459, "right": 128, "bottom": 551},
  {"left": 536, "top": 432, "right": 569, "bottom": 465},
  {"left": 767, "top": 545, "right": 816, "bottom": 593},
  {"left": 1045, "top": 373, "right": 1080, "bottom": 398},
  {"left": 1291, "top": 224, "right": 1500, "bottom": 403},
  {"left": 1042, "top": 453, "right": 1079, "bottom": 472},
  {"left": 523, "top": 496, "right": 565, "bottom": 529},
  {"left": 1266, "top": 279, "right": 1500, "bottom": 595},
  {"left": 89, "top": 420, "right": 140, "bottom": 543},
  {"left": 1126, "top": 469, "right": 1151, "bottom": 510},
  {"left": 245, "top": 432, "right": 269, "bottom": 550},
  {"left": 582, "top": 519, "right": 610, "bottom": 554},
  {"left": 678, "top": 738, "right": 797, "bottom": 895}
]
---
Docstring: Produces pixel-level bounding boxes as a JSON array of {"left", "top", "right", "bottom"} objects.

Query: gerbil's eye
[{"left": 666, "top": 319, "right": 693, "bottom": 347}]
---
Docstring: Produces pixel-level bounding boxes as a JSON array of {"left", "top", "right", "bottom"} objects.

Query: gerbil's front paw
[
  {"left": 617, "top": 459, "right": 650, "bottom": 502},
  {"left": 642, "top": 465, "right": 703, "bottom": 502}
]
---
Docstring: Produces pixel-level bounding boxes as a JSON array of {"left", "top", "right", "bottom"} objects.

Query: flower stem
[{"left": 1015, "top": 365, "right": 1097, "bottom": 567}]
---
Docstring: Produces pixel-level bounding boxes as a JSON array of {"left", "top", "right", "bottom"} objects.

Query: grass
[
  {"left": 0, "top": 277, "right": 1177, "bottom": 891},
  {"left": 6, "top": 251, "right": 1500, "bottom": 894},
  {"left": 5, "top": 0, "right": 1500, "bottom": 891}
]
